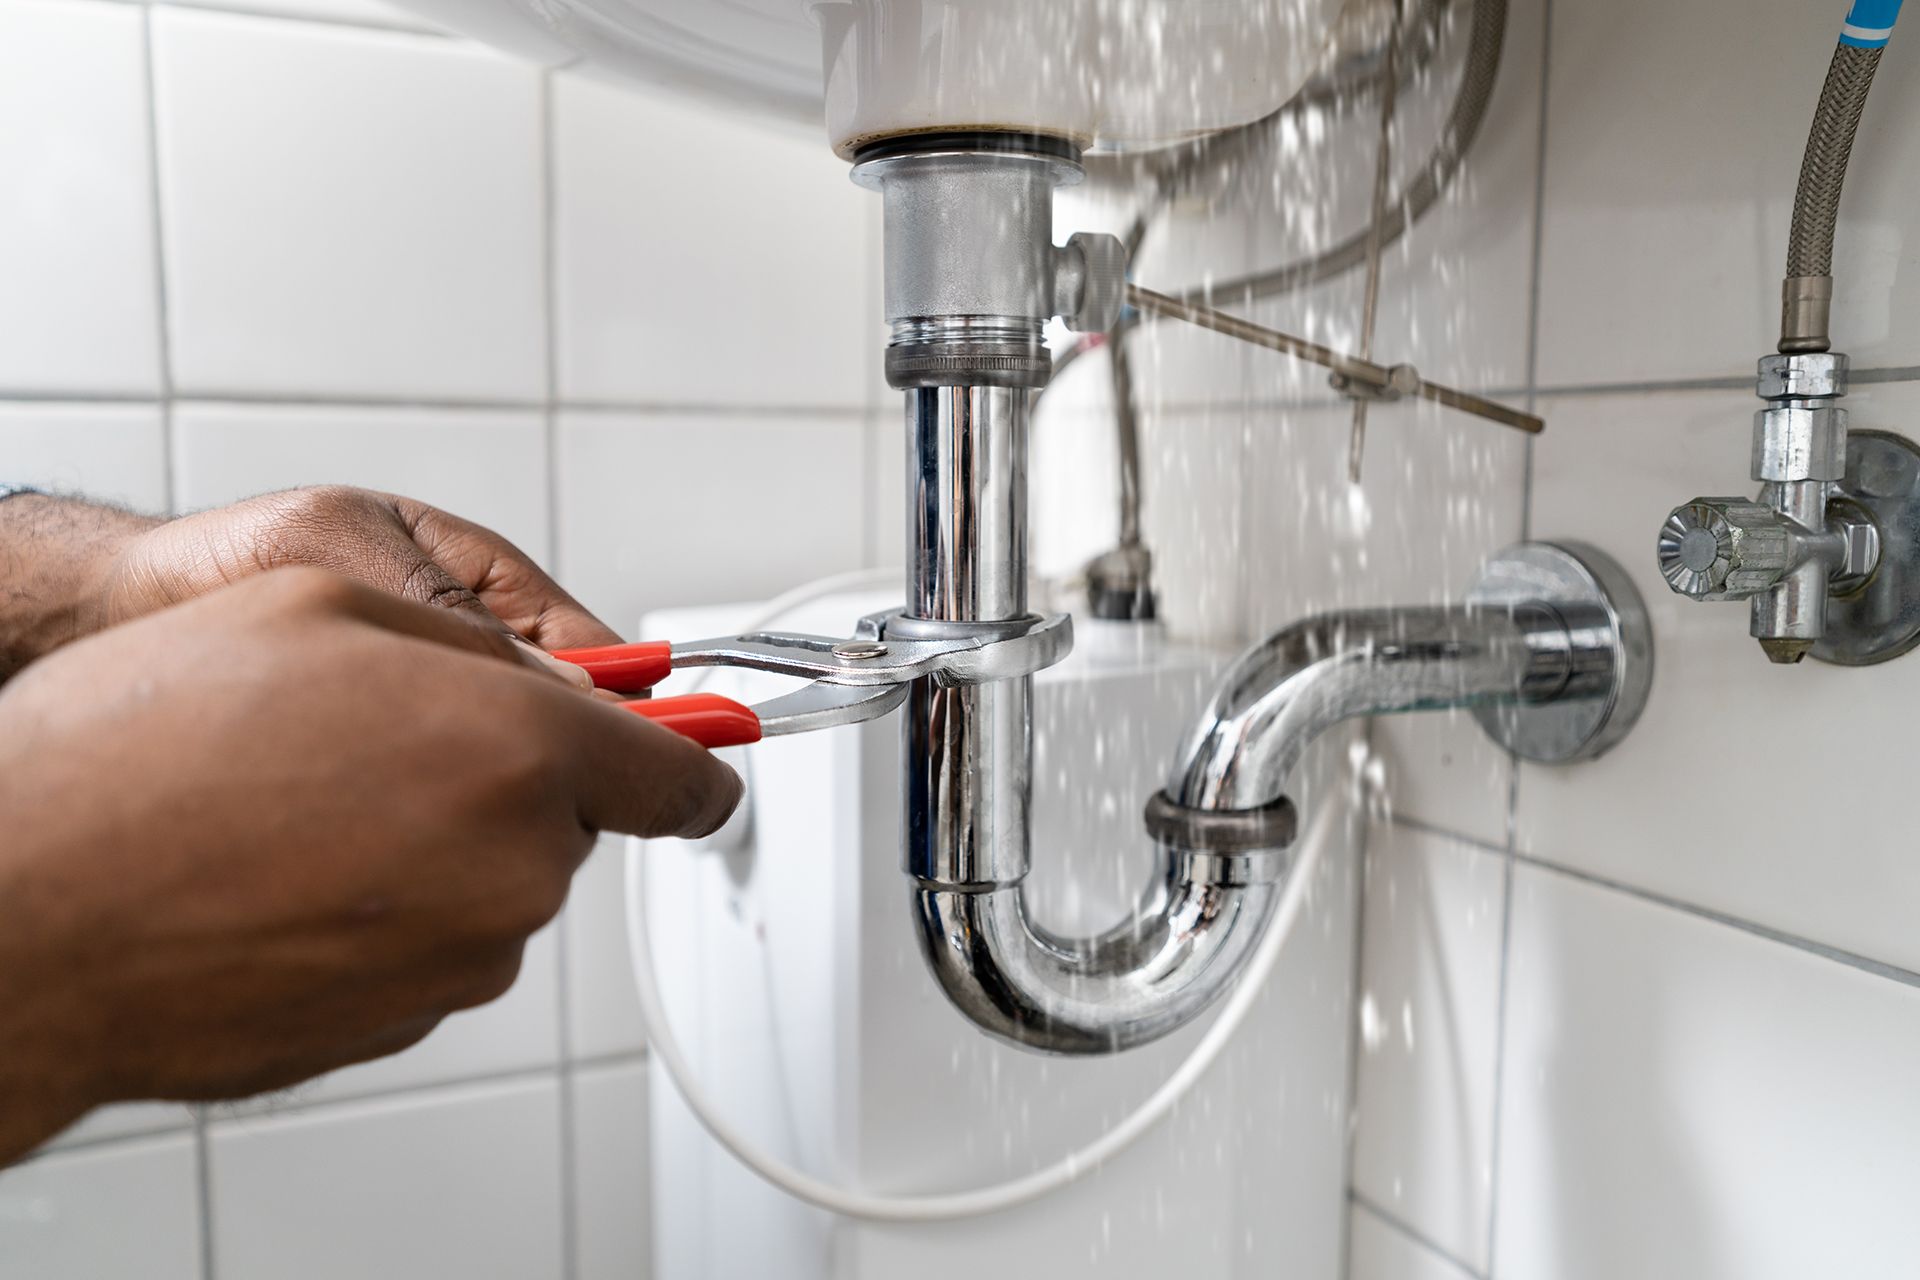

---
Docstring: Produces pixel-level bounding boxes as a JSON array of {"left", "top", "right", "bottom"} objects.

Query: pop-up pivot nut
[{"left": 1055, "top": 232, "right": 1128, "bottom": 334}]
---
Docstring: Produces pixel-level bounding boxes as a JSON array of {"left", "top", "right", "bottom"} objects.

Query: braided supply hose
[
  {"left": 1055, "top": 0, "right": 1498, "bottom": 361},
  {"left": 1780, "top": 1, "right": 1904, "bottom": 353},
  {"left": 1110, "top": 0, "right": 1449, "bottom": 261},
  {"left": 1187, "top": 0, "right": 1506, "bottom": 306},
  {"left": 1046, "top": 0, "right": 1507, "bottom": 608},
  {"left": 1052, "top": 0, "right": 1504, "bottom": 390}
]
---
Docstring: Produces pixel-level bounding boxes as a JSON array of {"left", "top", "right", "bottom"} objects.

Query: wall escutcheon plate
[
  {"left": 1814, "top": 430, "right": 1920, "bottom": 666},
  {"left": 1465, "top": 541, "right": 1655, "bottom": 763}
]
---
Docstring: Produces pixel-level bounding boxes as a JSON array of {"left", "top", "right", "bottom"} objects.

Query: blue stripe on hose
[{"left": 1841, "top": 0, "right": 1903, "bottom": 46}]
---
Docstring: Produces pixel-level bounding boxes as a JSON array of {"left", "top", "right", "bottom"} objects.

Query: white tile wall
[
  {"left": 172, "top": 401, "right": 551, "bottom": 560},
  {"left": 1318, "top": 0, "right": 1543, "bottom": 397},
  {"left": 1535, "top": 0, "right": 1920, "bottom": 386},
  {"left": 552, "top": 73, "right": 875, "bottom": 410},
  {"left": 1, "top": 0, "right": 881, "bottom": 1272},
  {"left": 0, "top": 1135, "right": 202, "bottom": 1279},
  {"left": 0, "top": 0, "right": 163, "bottom": 397},
  {"left": 866, "top": 409, "right": 905, "bottom": 568},
  {"left": 1027, "top": 392, "right": 1123, "bottom": 594},
  {"left": 1351, "top": 823, "right": 1505, "bottom": 1274},
  {"left": 1138, "top": 404, "right": 1253, "bottom": 642},
  {"left": 1394, "top": 0, "right": 1546, "bottom": 397},
  {"left": 157, "top": 0, "right": 442, "bottom": 34},
  {"left": 1235, "top": 0, "right": 1545, "bottom": 408},
  {"left": 0, "top": 402, "right": 170, "bottom": 511},
  {"left": 564, "top": 837, "right": 648, "bottom": 1061},
  {"left": 1493, "top": 864, "right": 1920, "bottom": 1280},
  {"left": 1370, "top": 709, "right": 1513, "bottom": 851},
  {"left": 41, "top": 1102, "right": 194, "bottom": 1153},
  {"left": 1341, "top": 2, "right": 1920, "bottom": 1276},
  {"left": 555, "top": 410, "right": 870, "bottom": 633},
  {"left": 1515, "top": 382, "right": 1920, "bottom": 977},
  {"left": 572, "top": 1060, "right": 652, "bottom": 1280},
  {"left": 1348, "top": 1204, "right": 1478, "bottom": 1280},
  {"left": 208, "top": 1079, "right": 565, "bottom": 1279},
  {"left": 1118, "top": 200, "right": 1260, "bottom": 411},
  {"left": 1243, "top": 397, "right": 1526, "bottom": 624},
  {"left": 151, "top": 8, "right": 546, "bottom": 400}
]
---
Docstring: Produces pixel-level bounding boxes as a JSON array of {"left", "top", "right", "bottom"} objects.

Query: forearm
[
  {"left": 0, "top": 1038, "right": 92, "bottom": 1167},
  {"left": 0, "top": 494, "right": 159, "bottom": 679},
  {"left": 0, "top": 814, "right": 102, "bottom": 1166},
  {"left": 0, "top": 969, "right": 98, "bottom": 1166}
]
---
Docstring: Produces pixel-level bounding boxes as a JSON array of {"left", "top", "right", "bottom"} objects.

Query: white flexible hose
[{"left": 623, "top": 569, "right": 1338, "bottom": 1222}]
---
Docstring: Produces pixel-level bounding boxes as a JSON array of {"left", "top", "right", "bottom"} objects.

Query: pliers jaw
[
  {"left": 748, "top": 681, "right": 911, "bottom": 737},
  {"left": 551, "top": 609, "right": 1070, "bottom": 748}
]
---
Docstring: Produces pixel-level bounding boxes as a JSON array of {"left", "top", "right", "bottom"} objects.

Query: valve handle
[{"left": 1658, "top": 499, "right": 1792, "bottom": 600}]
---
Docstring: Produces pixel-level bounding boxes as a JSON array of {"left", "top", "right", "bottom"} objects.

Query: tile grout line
[
  {"left": 1514, "top": 849, "right": 1920, "bottom": 992},
  {"left": 1336, "top": 802, "right": 1375, "bottom": 1280},
  {"left": 26, "top": 1121, "right": 196, "bottom": 1162},
  {"left": 1389, "top": 810, "right": 1920, "bottom": 994},
  {"left": 1349, "top": 1189, "right": 1488, "bottom": 1280},
  {"left": 1234, "top": 185, "right": 1259, "bottom": 648},
  {"left": 1533, "top": 365, "right": 1920, "bottom": 398},
  {"left": 1390, "top": 811, "right": 1549, "bottom": 859},
  {"left": 529, "top": 399, "right": 879, "bottom": 418},
  {"left": 138, "top": 3, "right": 179, "bottom": 514},
  {"left": 17, "top": 367, "right": 1920, "bottom": 418},
  {"left": 0, "top": 391, "right": 166, "bottom": 405},
  {"left": 1481, "top": 840, "right": 1518, "bottom": 1273},
  {"left": 136, "top": 0, "right": 450, "bottom": 40},
  {"left": 192, "top": 1107, "right": 216, "bottom": 1280},
  {"left": 1484, "top": 3, "right": 1554, "bottom": 1271},
  {"left": 1515, "top": 0, "right": 1551, "bottom": 548},
  {"left": 185, "top": 1052, "right": 651, "bottom": 1138},
  {"left": 0, "top": 391, "right": 878, "bottom": 416},
  {"left": 13, "top": 377, "right": 1920, "bottom": 426},
  {"left": 17, "top": 1060, "right": 581, "bottom": 1172},
  {"left": 537, "top": 66, "right": 581, "bottom": 1280}
]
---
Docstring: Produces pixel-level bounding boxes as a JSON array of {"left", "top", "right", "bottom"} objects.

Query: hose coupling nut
[{"left": 1757, "top": 351, "right": 1849, "bottom": 400}]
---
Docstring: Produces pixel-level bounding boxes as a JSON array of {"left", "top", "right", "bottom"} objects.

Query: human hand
[
  {"left": 0, "top": 486, "right": 622, "bottom": 679},
  {"left": 0, "top": 569, "right": 740, "bottom": 1162},
  {"left": 107, "top": 484, "right": 623, "bottom": 649}
]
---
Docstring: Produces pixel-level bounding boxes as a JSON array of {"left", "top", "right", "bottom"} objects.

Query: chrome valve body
[{"left": 1655, "top": 352, "right": 1920, "bottom": 664}]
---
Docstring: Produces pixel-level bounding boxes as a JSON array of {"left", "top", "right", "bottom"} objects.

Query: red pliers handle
[
  {"left": 550, "top": 642, "right": 759, "bottom": 748},
  {"left": 551, "top": 640, "right": 907, "bottom": 750}
]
